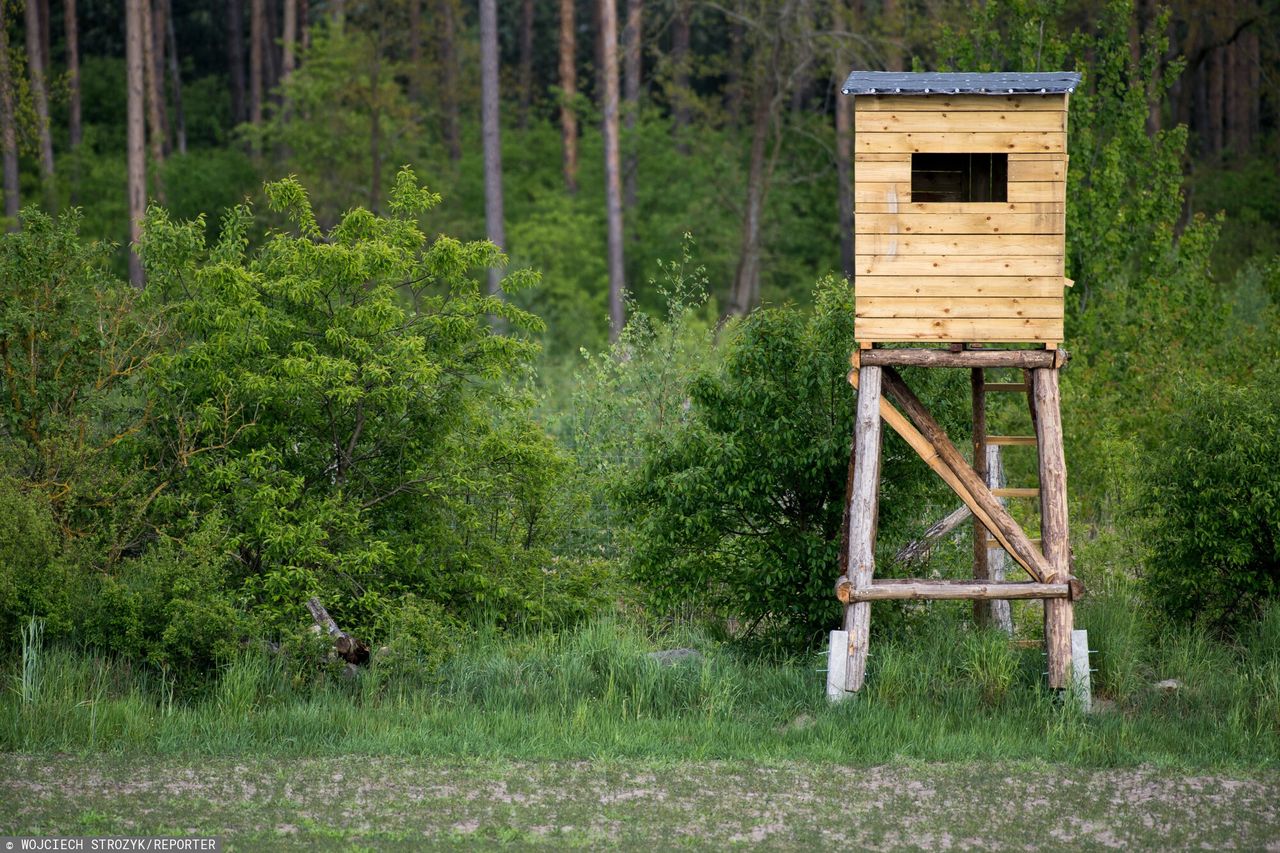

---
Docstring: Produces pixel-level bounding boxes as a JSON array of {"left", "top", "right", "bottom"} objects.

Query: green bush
[
  {"left": 622, "top": 277, "right": 968, "bottom": 647},
  {"left": 0, "top": 479, "right": 69, "bottom": 645},
  {"left": 80, "top": 515, "right": 242, "bottom": 675},
  {"left": 1143, "top": 369, "right": 1280, "bottom": 630}
]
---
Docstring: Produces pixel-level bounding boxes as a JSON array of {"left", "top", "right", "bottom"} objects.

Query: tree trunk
[
  {"left": 725, "top": 19, "right": 743, "bottom": 125},
  {"left": 670, "top": 0, "right": 691, "bottom": 151},
  {"left": 479, "top": 0, "right": 505, "bottom": 297},
  {"left": 368, "top": 47, "right": 382, "bottom": 211},
  {"left": 282, "top": 0, "right": 297, "bottom": 79},
  {"left": 24, "top": 0, "right": 56, "bottom": 203},
  {"left": 558, "top": 0, "right": 578, "bottom": 193},
  {"left": 834, "top": 72, "right": 854, "bottom": 280},
  {"left": 140, "top": 0, "right": 165, "bottom": 200},
  {"left": 600, "top": 0, "right": 626, "bottom": 339},
  {"left": 438, "top": 0, "right": 461, "bottom": 163},
  {"left": 622, "top": 0, "right": 642, "bottom": 210},
  {"left": 249, "top": 0, "right": 264, "bottom": 129},
  {"left": 151, "top": 0, "right": 170, "bottom": 150},
  {"left": 407, "top": 0, "right": 420, "bottom": 101},
  {"left": 165, "top": 0, "right": 186, "bottom": 155},
  {"left": 882, "top": 0, "right": 903, "bottom": 71},
  {"left": 729, "top": 89, "right": 774, "bottom": 315},
  {"left": 228, "top": 0, "right": 246, "bottom": 125},
  {"left": 65, "top": 0, "right": 81, "bottom": 149},
  {"left": 0, "top": 1, "right": 20, "bottom": 225},
  {"left": 126, "top": 0, "right": 147, "bottom": 287},
  {"left": 517, "top": 0, "right": 534, "bottom": 128},
  {"left": 298, "top": 0, "right": 309, "bottom": 49},
  {"left": 263, "top": 0, "right": 281, "bottom": 95}
]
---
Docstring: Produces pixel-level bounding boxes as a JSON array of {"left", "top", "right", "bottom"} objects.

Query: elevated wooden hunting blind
[
  {"left": 829, "top": 71, "right": 1088, "bottom": 704},
  {"left": 848, "top": 71, "right": 1078, "bottom": 347}
]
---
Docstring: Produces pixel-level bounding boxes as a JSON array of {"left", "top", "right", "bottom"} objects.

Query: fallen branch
[
  {"left": 893, "top": 504, "right": 971, "bottom": 567},
  {"left": 306, "top": 597, "right": 371, "bottom": 665}
]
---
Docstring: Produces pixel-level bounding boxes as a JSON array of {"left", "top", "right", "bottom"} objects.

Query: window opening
[{"left": 911, "top": 153, "right": 1008, "bottom": 202}]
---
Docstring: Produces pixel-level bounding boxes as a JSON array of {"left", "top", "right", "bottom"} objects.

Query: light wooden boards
[
  {"left": 857, "top": 132, "right": 1065, "bottom": 154},
  {"left": 850, "top": 94, "right": 1070, "bottom": 344}
]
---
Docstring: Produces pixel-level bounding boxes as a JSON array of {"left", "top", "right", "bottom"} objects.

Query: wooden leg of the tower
[
  {"left": 1032, "top": 367, "right": 1072, "bottom": 691},
  {"left": 971, "top": 368, "right": 991, "bottom": 627},
  {"left": 843, "top": 364, "right": 883, "bottom": 693}
]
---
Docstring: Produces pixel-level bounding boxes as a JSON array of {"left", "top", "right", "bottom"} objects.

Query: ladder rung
[
  {"left": 993, "top": 487, "right": 1040, "bottom": 498},
  {"left": 985, "top": 383, "right": 1029, "bottom": 392},
  {"left": 988, "top": 435, "right": 1037, "bottom": 445}
]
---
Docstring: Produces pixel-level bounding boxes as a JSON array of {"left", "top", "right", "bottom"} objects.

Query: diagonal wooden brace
[{"left": 848, "top": 366, "right": 1052, "bottom": 583}]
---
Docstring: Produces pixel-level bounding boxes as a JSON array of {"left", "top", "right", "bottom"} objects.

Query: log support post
[
  {"left": 1032, "top": 367, "right": 1073, "bottom": 691},
  {"left": 839, "top": 364, "right": 883, "bottom": 697},
  {"left": 971, "top": 367, "right": 991, "bottom": 627}
]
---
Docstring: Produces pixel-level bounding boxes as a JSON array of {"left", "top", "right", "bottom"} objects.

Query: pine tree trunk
[
  {"left": 622, "top": 0, "right": 642, "bottom": 211},
  {"left": 151, "top": 0, "right": 170, "bottom": 150},
  {"left": 882, "top": 0, "right": 903, "bottom": 71},
  {"left": 24, "top": 0, "right": 56, "bottom": 202},
  {"left": 0, "top": 1, "right": 20, "bottom": 225},
  {"left": 141, "top": 0, "right": 166, "bottom": 200},
  {"left": 65, "top": 0, "right": 82, "bottom": 149},
  {"left": 228, "top": 0, "right": 246, "bottom": 124},
  {"left": 264, "top": 0, "right": 282, "bottom": 95},
  {"left": 517, "top": 0, "right": 534, "bottom": 128},
  {"left": 558, "top": 0, "right": 578, "bottom": 193},
  {"left": 835, "top": 73, "right": 854, "bottom": 280},
  {"left": 282, "top": 0, "right": 297, "bottom": 79},
  {"left": 670, "top": 0, "right": 691, "bottom": 150},
  {"left": 479, "top": 0, "right": 505, "bottom": 297},
  {"left": 438, "top": 0, "right": 461, "bottom": 163},
  {"left": 600, "top": 0, "right": 626, "bottom": 339},
  {"left": 368, "top": 40, "right": 382, "bottom": 211},
  {"left": 126, "top": 0, "right": 147, "bottom": 287},
  {"left": 165, "top": 0, "right": 186, "bottom": 155},
  {"left": 249, "top": 0, "right": 264, "bottom": 129},
  {"left": 407, "top": 0, "right": 420, "bottom": 101}
]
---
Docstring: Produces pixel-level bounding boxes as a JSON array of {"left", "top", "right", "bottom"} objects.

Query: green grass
[{"left": 3, "top": 602, "right": 1279, "bottom": 769}]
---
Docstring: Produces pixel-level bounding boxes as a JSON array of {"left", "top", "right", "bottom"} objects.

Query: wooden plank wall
[{"left": 853, "top": 94, "right": 1069, "bottom": 345}]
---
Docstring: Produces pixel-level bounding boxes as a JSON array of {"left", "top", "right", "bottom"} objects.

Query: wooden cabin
[{"left": 841, "top": 71, "right": 1080, "bottom": 349}]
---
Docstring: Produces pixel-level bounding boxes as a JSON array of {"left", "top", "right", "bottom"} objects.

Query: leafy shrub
[
  {"left": 80, "top": 515, "right": 242, "bottom": 676},
  {"left": 622, "top": 277, "right": 968, "bottom": 647},
  {"left": 0, "top": 479, "right": 69, "bottom": 645},
  {"left": 140, "top": 168, "right": 582, "bottom": 637},
  {"left": 1143, "top": 370, "right": 1280, "bottom": 630},
  {"left": 370, "top": 594, "right": 468, "bottom": 683}
]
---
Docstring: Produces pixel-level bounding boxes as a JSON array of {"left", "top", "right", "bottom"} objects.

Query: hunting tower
[{"left": 829, "top": 71, "right": 1088, "bottom": 703}]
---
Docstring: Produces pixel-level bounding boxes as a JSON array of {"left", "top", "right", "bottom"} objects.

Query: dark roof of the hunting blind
[{"left": 840, "top": 71, "right": 1081, "bottom": 96}]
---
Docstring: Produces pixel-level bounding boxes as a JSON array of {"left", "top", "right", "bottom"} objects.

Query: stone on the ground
[{"left": 1153, "top": 678, "right": 1182, "bottom": 693}]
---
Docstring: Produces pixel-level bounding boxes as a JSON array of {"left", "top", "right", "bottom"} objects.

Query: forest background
[{"left": 1, "top": 0, "right": 1279, "bottom": 750}]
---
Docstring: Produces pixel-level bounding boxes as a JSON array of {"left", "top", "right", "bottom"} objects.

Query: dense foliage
[
  {"left": 1143, "top": 372, "right": 1280, "bottom": 630},
  {"left": 621, "top": 279, "right": 969, "bottom": 645}
]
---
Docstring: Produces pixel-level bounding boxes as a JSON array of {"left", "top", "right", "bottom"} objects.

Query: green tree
[
  {"left": 140, "top": 168, "right": 585, "bottom": 633},
  {"left": 621, "top": 277, "right": 967, "bottom": 647}
]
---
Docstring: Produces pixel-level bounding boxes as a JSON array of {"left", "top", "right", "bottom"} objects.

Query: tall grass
[{"left": 2, "top": 604, "right": 1278, "bottom": 768}]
